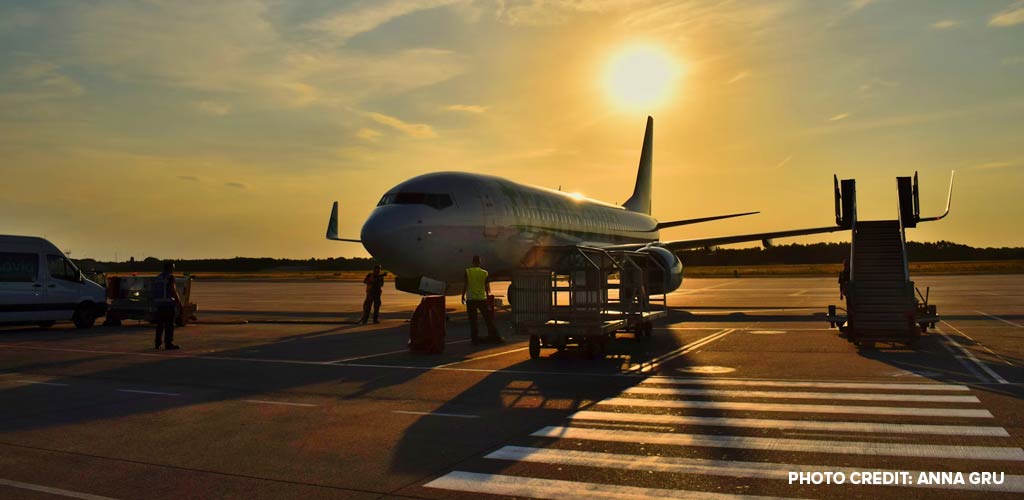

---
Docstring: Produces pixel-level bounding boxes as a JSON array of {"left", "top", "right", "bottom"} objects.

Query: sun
[{"left": 603, "top": 44, "right": 681, "bottom": 110}]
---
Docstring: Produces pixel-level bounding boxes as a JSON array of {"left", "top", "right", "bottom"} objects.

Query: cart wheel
[{"left": 528, "top": 335, "right": 540, "bottom": 359}]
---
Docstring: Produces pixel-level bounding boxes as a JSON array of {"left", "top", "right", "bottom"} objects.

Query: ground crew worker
[
  {"left": 360, "top": 264, "right": 386, "bottom": 324},
  {"left": 462, "top": 255, "right": 502, "bottom": 344},
  {"left": 152, "top": 261, "right": 182, "bottom": 350},
  {"left": 839, "top": 258, "right": 850, "bottom": 300}
]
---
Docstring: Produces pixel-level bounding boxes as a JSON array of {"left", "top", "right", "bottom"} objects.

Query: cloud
[
  {"left": 356, "top": 128, "right": 382, "bottom": 141},
  {"left": 829, "top": 113, "right": 851, "bottom": 121},
  {"left": 726, "top": 71, "right": 750, "bottom": 84},
  {"left": 0, "top": 60, "right": 84, "bottom": 103},
  {"left": 225, "top": 181, "right": 248, "bottom": 189},
  {"left": 846, "top": 0, "right": 876, "bottom": 12},
  {"left": 975, "top": 161, "right": 1019, "bottom": 169},
  {"left": 931, "top": 19, "right": 959, "bottom": 30},
  {"left": 307, "top": 0, "right": 464, "bottom": 42},
  {"left": 1003, "top": 55, "right": 1024, "bottom": 65},
  {"left": 177, "top": 175, "right": 200, "bottom": 181},
  {"left": 445, "top": 104, "right": 488, "bottom": 113},
  {"left": 195, "top": 100, "right": 231, "bottom": 116},
  {"left": 990, "top": 1, "right": 1024, "bottom": 27},
  {"left": 857, "top": 78, "right": 899, "bottom": 98},
  {"left": 773, "top": 155, "right": 793, "bottom": 169},
  {"left": 367, "top": 112, "right": 437, "bottom": 138}
]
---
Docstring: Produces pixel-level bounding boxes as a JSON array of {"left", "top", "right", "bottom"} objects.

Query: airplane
[{"left": 326, "top": 116, "right": 944, "bottom": 296}]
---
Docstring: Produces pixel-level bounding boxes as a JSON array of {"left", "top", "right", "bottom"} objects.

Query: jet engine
[{"left": 637, "top": 246, "right": 683, "bottom": 294}]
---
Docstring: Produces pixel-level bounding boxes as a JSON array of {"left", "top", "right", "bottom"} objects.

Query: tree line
[{"left": 73, "top": 241, "right": 1022, "bottom": 272}]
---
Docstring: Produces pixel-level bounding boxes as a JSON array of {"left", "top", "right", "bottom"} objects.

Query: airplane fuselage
[{"left": 360, "top": 172, "right": 661, "bottom": 286}]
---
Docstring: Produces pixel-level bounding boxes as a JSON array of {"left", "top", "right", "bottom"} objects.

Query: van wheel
[
  {"left": 37, "top": 321, "right": 56, "bottom": 329},
  {"left": 73, "top": 304, "right": 96, "bottom": 329}
]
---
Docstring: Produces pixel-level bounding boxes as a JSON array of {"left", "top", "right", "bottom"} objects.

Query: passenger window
[
  {"left": 47, "top": 255, "right": 79, "bottom": 282},
  {"left": 0, "top": 252, "right": 38, "bottom": 282}
]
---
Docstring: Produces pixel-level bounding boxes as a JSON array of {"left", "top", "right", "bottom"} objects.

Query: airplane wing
[
  {"left": 659, "top": 225, "right": 846, "bottom": 251},
  {"left": 656, "top": 211, "right": 759, "bottom": 229},
  {"left": 326, "top": 201, "right": 362, "bottom": 243}
]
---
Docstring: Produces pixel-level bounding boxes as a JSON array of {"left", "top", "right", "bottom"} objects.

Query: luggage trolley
[
  {"left": 511, "top": 246, "right": 643, "bottom": 359},
  {"left": 607, "top": 250, "right": 668, "bottom": 340}
]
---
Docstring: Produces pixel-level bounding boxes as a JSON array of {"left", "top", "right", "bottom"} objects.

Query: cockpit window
[{"left": 377, "top": 192, "right": 453, "bottom": 210}]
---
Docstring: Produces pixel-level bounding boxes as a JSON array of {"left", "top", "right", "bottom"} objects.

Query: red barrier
[{"left": 409, "top": 295, "right": 446, "bottom": 354}]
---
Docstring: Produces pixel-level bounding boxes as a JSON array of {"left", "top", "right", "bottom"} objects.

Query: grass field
[{"left": 104, "top": 260, "right": 1024, "bottom": 281}]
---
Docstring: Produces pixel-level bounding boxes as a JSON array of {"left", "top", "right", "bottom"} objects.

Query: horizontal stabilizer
[
  {"left": 326, "top": 201, "right": 362, "bottom": 243},
  {"left": 656, "top": 211, "right": 759, "bottom": 230}
]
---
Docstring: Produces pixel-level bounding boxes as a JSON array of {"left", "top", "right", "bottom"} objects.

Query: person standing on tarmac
[
  {"left": 462, "top": 255, "right": 503, "bottom": 345},
  {"left": 359, "top": 264, "right": 386, "bottom": 324},
  {"left": 152, "top": 261, "right": 182, "bottom": 350}
]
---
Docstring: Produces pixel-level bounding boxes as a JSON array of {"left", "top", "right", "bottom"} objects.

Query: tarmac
[{"left": 1, "top": 275, "right": 1022, "bottom": 499}]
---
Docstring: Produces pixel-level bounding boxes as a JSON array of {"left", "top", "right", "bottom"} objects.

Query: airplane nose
[{"left": 361, "top": 208, "right": 419, "bottom": 275}]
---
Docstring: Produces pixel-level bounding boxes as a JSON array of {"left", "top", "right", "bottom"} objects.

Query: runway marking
[
  {"left": 788, "top": 289, "right": 808, "bottom": 296},
  {"left": 946, "top": 319, "right": 1017, "bottom": 367},
  {"left": 568, "top": 410, "right": 1009, "bottom": 436},
  {"left": 424, "top": 471, "right": 795, "bottom": 500},
  {"left": 977, "top": 311, "right": 1024, "bottom": 328},
  {"left": 643, "top": 378, "right": 963, "bottom": 391},
  {"left": 117, "top": 389, "right": 180, "bottom": 396},
  {"left": 328, "top": 339, "right": 473, "bottom": 363},
  {"left": 627, "top": 329, "right": 734, "bottom": 373},
  {"left": 243, "top": 399, "right": 317, "bottom": 407},
  {"left": 936, "top": 325, "right": 1009, "bottom": 384},
  {"left": 0, "top": 479, "right": 120, "bottom": 500},
  {"left": 531, "top": 426, "right": 1024, "bottom": 461},
  {"left": 485, "top": 446, "right": 1024, "bottom": 493},
  {"left": 597, "top": 397, "right": 994, "bottom": 418},
  {"left": 688, "top": 308, "right": 815, "bottom": 315},
  {"left": 14, "top": 379, "right": 68, "bottom": 387},
  {"left": 622, "top": 386, "right": 980, "bottom": 403},
  {"left": 392, "top": 410, "right": 480, "bottom": 419},
  {"left": 435, "top": 347, "right": 530, "bottom": 368}
]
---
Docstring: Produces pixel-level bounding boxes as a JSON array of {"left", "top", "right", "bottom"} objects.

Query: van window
[
  {"left": 47, "top": 255, "right": 79, "bottom": 282},
  {"left": 0, "top": 252, "right": 38, "bottom": 282}
]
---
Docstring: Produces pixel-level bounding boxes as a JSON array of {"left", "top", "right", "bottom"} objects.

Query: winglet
[
  {"left": 326, "top": 201, "right": 362, "bottom": 242},
  {"left": 623, "top": 116, "right": 654, "bottom": 215},
  {"left": 919, "top": 170, "right": 955, "bottom": 222}
]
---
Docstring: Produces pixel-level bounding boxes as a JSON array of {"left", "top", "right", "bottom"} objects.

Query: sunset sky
[{"left": 2, "top": 0, "right": 1022, "bottom": 260}]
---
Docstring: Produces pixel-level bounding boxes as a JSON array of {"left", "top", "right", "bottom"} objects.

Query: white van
[{"left": 0, "top": 235, "right": 107, "bottom": 329}]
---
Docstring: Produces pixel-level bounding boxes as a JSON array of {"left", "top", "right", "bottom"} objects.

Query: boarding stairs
[{"left": 828, "top": 173, "right": 950, "bottom": 346}]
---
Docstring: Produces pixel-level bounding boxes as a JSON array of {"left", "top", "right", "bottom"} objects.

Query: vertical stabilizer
[{"left": 623, "top": 116, "right": 653, "bottom": 214}]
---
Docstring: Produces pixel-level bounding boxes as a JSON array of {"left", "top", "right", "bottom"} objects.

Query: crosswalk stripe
[
  {"left": 643, "top": 377, "right": 971, "bottom": 391},
  {"left": 569, "top": 410, "right": 1010, "bottom": 437},
  {"left": 623, "top": 386, "right": 980, "bottom": 403},
  {"left": 485, "top": 446, "right": 1024, "bottom": 493},
  {"left": 531, "top": 426, "right": 1024, "bottom": 461},
  {"left": 598, "top": 397, "right": 994, "bottom": 418},
  {"left": 424, "top": 471, "right": 799, "bottom": 500}
]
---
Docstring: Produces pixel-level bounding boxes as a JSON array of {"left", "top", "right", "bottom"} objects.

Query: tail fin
[{"left": 623, "top": 116, "right": 653, "bottom": 214}]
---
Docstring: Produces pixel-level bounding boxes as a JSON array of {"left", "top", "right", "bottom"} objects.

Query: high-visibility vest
[{"left": 465, "top": 267, "right": 488, "bottom": 301}]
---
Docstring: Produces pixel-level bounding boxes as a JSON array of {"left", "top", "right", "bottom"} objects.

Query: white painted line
[
  {"left": 117, "top": 389, "right": 180, "bottom": 396},
  {"left": 596, "top": 397, "right": 994, "bottom": 418},
  {"left": 436, "top": 347, "right": 530, "bottom": 368},
  {"left": 531, "top": 426, "right": 1024, "bottom": 461},
  {"left": 0, "top": 478, "right": 120, "bottom": 500},
  {"left": 328, "top": 339, "right": 473, "bottom": 363},
  {"left": 977, "top": 311, "right": 1023, "bottom": 328},
  {"left": 643, "top": 377, "right": 971, "bottom": 391},
  {"left": 485, "top": 446, "right": 1024, "bottom": 493},
  {"left": 944, "top": 320, "right": 1017, "bottom": 367},
  {"left": 243, "top": 400, "right": 317, "bottom": 407},
  {"left": 392, "top": 410, "right": 480, "bottom": 419},
  {"left": 568, "top": 410, "right": 1010, "bottom": 436},
  {"left": 15, "top": 379, "right": 68, "bottom": 387},
  {"left": 622, "top": 386, "right": 980, "bottom": 403},
  {"left": 424, "top": 470, "right": 795, "bottom": 500},
  {"left": 936, "top": 326, "right": 1008, "bottom": 384},
  {"left": 628, "top": 329, "right": 734, "bottom": 373},
  {"left": 788, "top": 289, "right": 808, "bottom": 297}
]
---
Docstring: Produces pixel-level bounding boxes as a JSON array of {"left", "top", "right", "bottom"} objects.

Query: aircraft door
[{"left": 481, "top": 192, "right": 499, "bottom": 239}]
